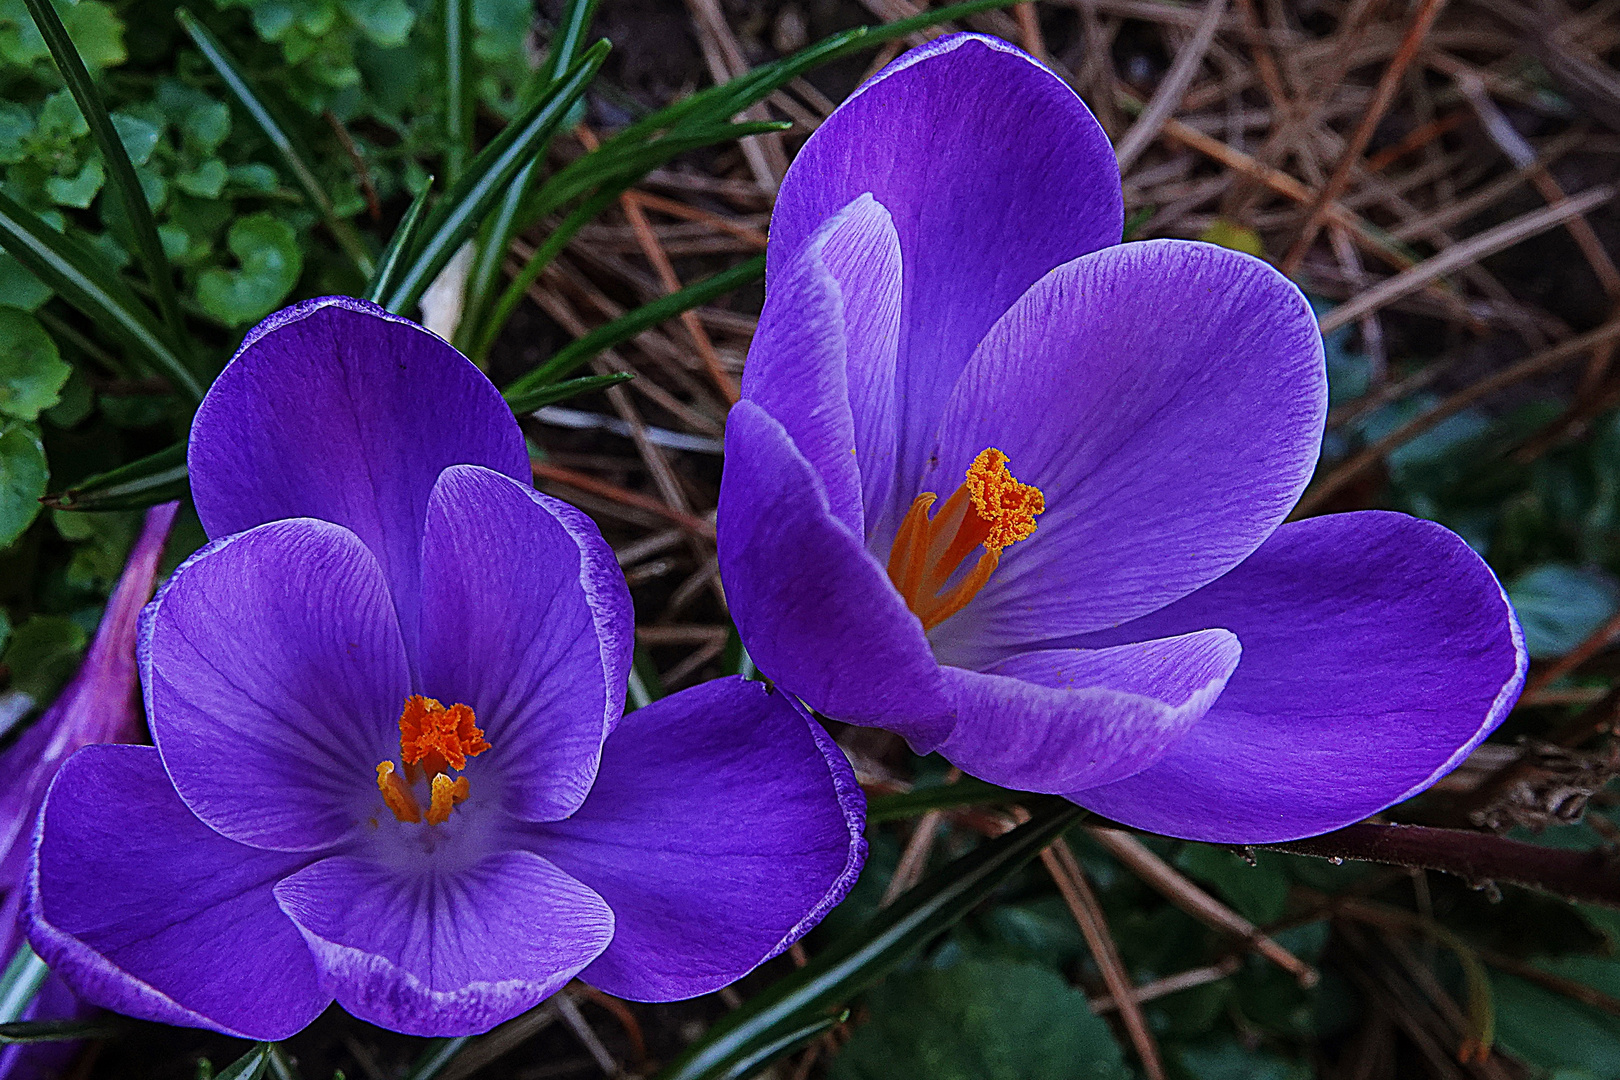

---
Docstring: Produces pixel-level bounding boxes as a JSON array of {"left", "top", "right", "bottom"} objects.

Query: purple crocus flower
[
  {"left": 27, "top": 297, "right": 865, "bottom": 1040},
  {"left": 717, "top": 34, "right": 1527, "bottom": 844},
  {"left": 0, "top": 502, "right": 175, "bottom": 1080}
]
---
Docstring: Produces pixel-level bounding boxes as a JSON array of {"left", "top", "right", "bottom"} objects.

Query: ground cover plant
[{"left": 2, "top": 0, "right": 1620, "bottom": 1077}]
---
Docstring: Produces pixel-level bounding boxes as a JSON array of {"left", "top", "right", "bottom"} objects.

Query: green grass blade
[
  {"left": 503, "top": 370, "right": 633, "bottom": 414},
  {"left": 459, "top": 0, "right": 601, "bottom": 349},
  {"left": 0, "top": 946, "right": 48, "bottom": 1024},
  {"left": 401, "top": 1037, "right": 471, "bottom": 1080},
  {"left": 382, "top": 40, "right": 609, "bottom": 316},
  {"left": 175, "top": 9, "right": 374, "bottom": 278},
  {"left": 444, "top": 0, "right": 472, "bottom": 183},
  {"left": 865, "top": 776, "right": 1022, "bottom": 824},
  {"left": 45, "top": 441, "right": 187, "bottom": 511},
  {"left": 365, "top": 178, "right": 434, "bottom": 303},
  {"left": 0, "top": 1018, "right": 128, "bottom": 1045},
  {"left": 503, "top": 253, "right": 763, "bottom": 399},
  {"left": 22, "top": 0, "right": 188, "bottom": 361},
  {"left": 654, "top": 800, "right": 1087, "bottom": 1080},
  {"left": 713, "top": 1014, "right": 845, "bottom": 1080},
  {"left": 214, "top": 1043, "right": 272, "bottom": 1080},
  {"left": 0, "top": 190, "right": 203, "bottom": 400}
]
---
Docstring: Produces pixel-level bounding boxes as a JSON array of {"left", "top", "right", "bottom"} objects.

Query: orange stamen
[
  {"left": 376, "top": 696, "right": 490, "bottom": 826},
  {"left": 399, "top": 695, "right": 490, "bottom": 774},
  {"left": 376, "top": 761, "right": 421, "bottom": 823},
  {"left": 886, "top": 448, "right": 1044, "bottom": 632}
]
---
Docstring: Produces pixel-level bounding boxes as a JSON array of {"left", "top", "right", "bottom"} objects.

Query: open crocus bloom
[
  {"left": 717, "top": 33, "right": 1526, "bottom": 844},
  {"left": 28, "top": 297, "right": 865, "bottom": 1040}
]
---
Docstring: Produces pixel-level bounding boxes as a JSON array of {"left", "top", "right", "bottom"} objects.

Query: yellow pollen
[
  {"left": 376, "top": 696, "right": 489, "bottom": 825},
  {"left": 886, "top": 448, "right": 1045, "bottom": 632}
]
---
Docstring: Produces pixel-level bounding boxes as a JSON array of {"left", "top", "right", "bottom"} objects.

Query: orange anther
[
  {"left": 399, "top": 696, "right": 490, "bottom": 775},
  {"left": 425, "top": 773, "right": 471, "bottom": 825},
  {"left": 886, "top": 448, "right": 1044, "bottom": 632},
  {"left": 376, "top": 761, "right": 422, "bottom": 823}
]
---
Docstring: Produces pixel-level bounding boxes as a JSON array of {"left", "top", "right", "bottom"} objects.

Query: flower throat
[
  {"left": 886, "top": 448, "right": 1045, "bottom": 631},
  {"left": 376, "top": 696, "right": 491, "bottom": 825}
]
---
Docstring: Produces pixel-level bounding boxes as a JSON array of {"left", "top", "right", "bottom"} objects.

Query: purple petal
[
  {"left": 143, "top": 518, "right": 410, "bottom": 852},
  {"left": 938, "top": 630, "right": 1241, "bottom": 792},
  {"left": 418, "top": 465, "right": 631, "bottom": 823},
  {"left": 27, "top": 745, "right": 325, "bottom": 1040},
  {"left": 718, "top": 402, "right": 953, "bottom": 750},
  {"left": 273, "top": 851, "right": 612, "bottom": 1036},
  {"left": 0, "top": 501, "right": 176, "bottom": 955},
  {"left": 1069, "top": 512, "right": 1527, "bottom": 842},
  {"left": 188, "top": 297, "right": 529, "bottom": 655},
  {"left": 536, "top": 677, "right": 865, "bottom": 1002},
  {"left": 769, "top": 34, "right": 1123, "bottom": 498},
  {"left": 742, "top": 194, "right": 902, "bottom": 534},
  {"left": 925, "top": 240, "right": 1327, "bottom": 666}
]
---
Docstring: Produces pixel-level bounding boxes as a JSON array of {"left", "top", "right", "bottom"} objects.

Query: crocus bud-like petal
[
  {"left": 188, "top": 296, "right": 529, "bottom": 658},
  {"left": 1067, "top": 512, "right": 1527, "bottom": 842},
  {"left": 538, "top": 677, "right": 866, "bottom": 1002}
]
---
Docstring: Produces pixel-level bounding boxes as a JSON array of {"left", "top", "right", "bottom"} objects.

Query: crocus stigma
[
  {"left": 27, "top": 297, "right": 866, "bottom": 1040},
  {"left": 716, "top": 33, "right": 1528, "bottom": 844}
]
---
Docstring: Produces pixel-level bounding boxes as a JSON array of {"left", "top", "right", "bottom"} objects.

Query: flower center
[
  {"left": 375, "top": 695, "right": 491, "bottom": 825},
  {"left": 886, "top": 447, "right": 1045, "bottom": 631}
]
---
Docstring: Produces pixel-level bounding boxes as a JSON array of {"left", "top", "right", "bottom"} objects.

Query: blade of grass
[
  {"left": 503, "top": 371, "right": 634, "bottom": 414},
  {"left": 0, "top": 191, "right": 202, "bottom": 400},
  {"left": 365, "top": 178, "right": 435, "bottom": 303},
  {"left": 713, "top": 1013, "right": 846, "bottom": 1080},
  {"left": 0, "top": 946, "right": 48, "bottom": 1024},
  {"left": 22, "top": 0, "right": 188, "bottom": 364},
  {"left": 381, "top": 40, "right": 610, "bottom": 316},
  {"left": 214, "top": 1043, "right": 272, "bottom": 1080},
  {"left": 401, "top": 1037, "right": 472, "bottom": 1080},
  {"left": 459, "top": 0, "right": 601, "bottom": 350},
  {"left": 866, "top": 776, "right": 1022, "bottom": 824},
  {"left": 0, "top": 1018, "right": 128, "bottom": 1045},
  {"left": 444, "top": 0, "right": 473, "bottom": 184},
  {"left": 654, "top": 799, "right": 1086, "bottom": 1080},
  {"left": 46, "top": 441, "right": 187, "bottom": 511},
  {"left": 175, "top": 9, "right": 374, "bottom": 278},
  {"left": 503, "top": 253, "right": 763, "bottom": 398}
]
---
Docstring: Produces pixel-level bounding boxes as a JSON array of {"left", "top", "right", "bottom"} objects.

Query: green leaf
[
  {"left": 1172, "top": 1041, "right": 1311, "bottom": 1080},
  {"left": 0, "top": 189, "right": 201, "bottom": 399},
  {"left": 349, "top": 0, "right": 413, "bottom": 46},
  {"left": 0, "top": 419, "right": 47, "bottom": 547},
  {"left": 0, "top": 945, "right": 48, "bottom": 1024},
  {"left": 381, "top": 38, "right": 609, "bottom": 314},
  {"left": 400, "top": 1037, "right": 471, "bottom": 1080},
  {"left": 110, "top": 112, "right": 161, "bottom": 166},
  {"left": 364, "top": 176, "right": 434, "bottom": 304},
  {"left": 0, "top": 308, "right": 70, "bottom": 420},
  {"left": 47, "top": 440, "right": 187, "bottom": 511},
  {"left": 503, "top": 371, "right": 633, "bottom": 414},
  {"left": 0, "top": 252, "right": 50, "bottom": 311},
  {"left": 0, "top": 1017, "right": 126, "bottom": 1044},
  {"left": 444, "top": 0, "right": 473, "bottom": 182},
  {"left": 213, "top": 1043, "right": 273, "bottom": 1080},
  {"left": 175, "top": 158, "right": 229, "bottom": 199},
  {"left": 1490, "top": 960, "right": 1620, "bottom": 1075},
  {"left": 44, "top": 158, "right": 104, "bottom": 207},
  {"left": 174, "top": 9, "right": 373, "bottom": 277},
  {"left": 57, "top": 0, "right": 123, "bottom": 68},
  {"left": 866, "top": 775, "right": 1020, "bottom": 825},
  {"left": 1506, "top": 563, "right": 1620, "bottom": 659},
  {"left": 655, "top": 800, "right": 1087, "bottom": 1080},
  {"left": 21, "top": 0, "right": 186, "bottom": 353},
  {"left": 1, "top": 613, "right": 87, "bottom": 702},
  {"left": 830, "top": 959, "right": 1130, "bottom": 1080},
  {"left": 1175, "top": 845, "right": 1292, "bottom": 924},
  {"left": 501, "top": 254, "right": 763, "bottom": 397},
  {"left": 198, "top": 212, "right": 303, "bottom": 326}
]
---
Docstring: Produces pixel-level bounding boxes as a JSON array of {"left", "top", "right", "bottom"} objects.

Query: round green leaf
[
  {"left": 0, "top": 420, "right": 47, "bottom": 548},
  {"left": 0, "top": 308, "right": 69, "bottom": 420},
  {"left": 196, "top": 212, "right": 303, "bottom": 326},
  {"left": 830, "top": 960, "right": 1131, "bottom": 1080}
]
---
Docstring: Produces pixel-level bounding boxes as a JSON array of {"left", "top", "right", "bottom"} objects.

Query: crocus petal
[
  {"left": 418, "top": 465, "right": 632, "bottom": 822},
  {"left": 938, "top": 630, "right": 1241, "bottom": 792},
  {"left": 0, "top": 501, "right": 175, "bottom": 954},
  {"left": 536, "top": 678, "right": 865, "bottom": 1001},
  {"left": 144, "top": 518, "right": 410, "bottom": 852},
  {"left": 1068, "top": 511, "right": 1527, "bottom": 842},
  {"left": 925, "top": 240, "right": 1327, "bottom": 665},
  {"left": 188, "top": 297, "right": 529, "bottom": 654},
  {"left": 273, "top": 851, "right": 613, "bottom": 1037},
  {"left": 27, "top": 745, "right": 325, "bottom": 1040},
  {"left": 742, "top": 194, "right": 902, "bottom": 534},
  {"left": 718, "top": 402, "right": 953, "bottom": 750},
  {"left": 769, "top": 34, "right": 1123, "bottom": 495}
]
